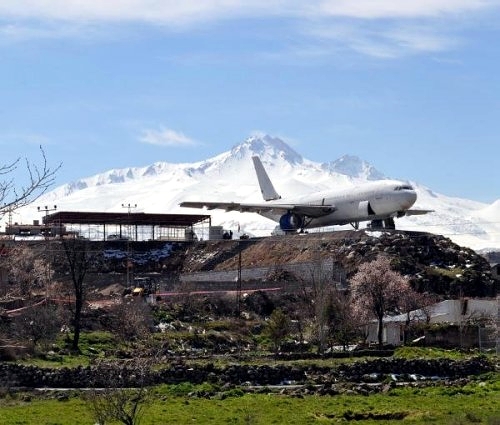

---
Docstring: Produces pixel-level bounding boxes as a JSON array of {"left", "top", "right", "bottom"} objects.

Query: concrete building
[{"left": 365, "top": 298, "right": 498, "bottom": 347}]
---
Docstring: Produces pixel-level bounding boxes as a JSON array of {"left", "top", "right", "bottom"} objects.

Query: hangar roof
[{"left": 42, "top": 211, "right": 211, "bottom": 227}]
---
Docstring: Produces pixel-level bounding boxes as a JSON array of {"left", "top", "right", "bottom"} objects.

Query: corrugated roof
[{"left": 42, "top": 211, "right": 210, "bottom": 227}]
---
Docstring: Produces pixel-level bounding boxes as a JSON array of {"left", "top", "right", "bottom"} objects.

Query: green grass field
[
  {"left": 1, "top": 376, "right": 499, "bottom": 425},
  {"left": 3, "top": 337, "right": 499, "bottom": 424}
]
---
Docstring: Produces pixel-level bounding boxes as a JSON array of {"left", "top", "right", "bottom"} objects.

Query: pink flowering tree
[{"left": 350, "top": 255, "right": 416, "bottom": 347}]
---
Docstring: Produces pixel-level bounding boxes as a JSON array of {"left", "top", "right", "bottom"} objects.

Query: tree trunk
[
  {"left": 72, "top": 309, "right": 81, "bottom": 351},
  {"left": 404, "top": 313, "right": 411, "bottom": 345},
  {"left": 72, "top": 292, "right": 83, "bottom": 351},
  {"left": 377, "top": 315, "right": 384, "bottom": 348}
]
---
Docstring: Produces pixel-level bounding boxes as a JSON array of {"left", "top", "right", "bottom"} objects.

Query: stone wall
[{"left": 0, "top": 356, "right": 493, "bottom": 389}]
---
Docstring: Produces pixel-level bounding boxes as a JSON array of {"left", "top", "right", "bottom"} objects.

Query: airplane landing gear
[
  {"left": 368, "top": 219, "right": 384, "bottom": 230},
  {"left": 368, "top": 218, "right": 396, "bottom": 230},
  {"left": 384, "top": 217, "right": 395, "bottom": 230}
]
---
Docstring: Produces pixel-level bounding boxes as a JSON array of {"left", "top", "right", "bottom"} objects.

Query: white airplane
[{"left": 180, "top": 156, "right": 431, "bottom": 233}]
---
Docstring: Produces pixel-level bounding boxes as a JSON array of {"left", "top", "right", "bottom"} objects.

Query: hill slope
[{"left": 180, "top": 230, "right": 497, "bottom": 297}]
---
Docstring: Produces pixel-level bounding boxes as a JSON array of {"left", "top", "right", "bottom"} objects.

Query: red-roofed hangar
[{"left": 39, "top": 211, "right": 211, "bottom": 241}]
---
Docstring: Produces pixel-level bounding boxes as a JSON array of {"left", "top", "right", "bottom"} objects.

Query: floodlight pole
[
  {"left": 121, "top": 203, "right": 137, "bottom": 287},
  {"left": 37, "top": 205, "right": 57, "bottom": 239}
]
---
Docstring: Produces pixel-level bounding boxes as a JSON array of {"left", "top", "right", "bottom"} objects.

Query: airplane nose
[{"left": 405, "top": 191, "right": 417, "bottom": 208}]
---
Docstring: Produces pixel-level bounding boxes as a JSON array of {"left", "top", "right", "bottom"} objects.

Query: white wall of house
[
  {"left": 365, "top": 322, "right": 403, "bottom": 346},
  {"left": 364, "top": 299, "right": 498, "bottom": 346},
  {"left": 429, "top": 299, "right": 497, "bottom": 324}
]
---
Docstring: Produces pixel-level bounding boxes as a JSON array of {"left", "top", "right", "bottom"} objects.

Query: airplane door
[{"left": 358, "top": 200, "right": 375, "bottom": 217}]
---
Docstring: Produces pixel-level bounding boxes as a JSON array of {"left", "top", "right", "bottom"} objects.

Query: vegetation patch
[
  {"left": 394, "top": 346, "right": 468, "bottom": 360},
  {"left": 341, "top": 409, "right": 409, "bottom": 420},
  {"left": 426, "top": 265, "right": 465, "bottom": 279}
]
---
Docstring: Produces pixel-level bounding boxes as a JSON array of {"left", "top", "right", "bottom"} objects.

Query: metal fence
[
  {"left": 180, "top": 259, "right": 346, "bottom": 287},
  {"left": 478, "top": 326, "right": 497, "bottom": 353}
]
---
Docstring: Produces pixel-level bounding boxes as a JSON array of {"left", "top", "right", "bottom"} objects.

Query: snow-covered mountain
[{"left": 10, "top": 134, "right": 500, "bottom": 252}]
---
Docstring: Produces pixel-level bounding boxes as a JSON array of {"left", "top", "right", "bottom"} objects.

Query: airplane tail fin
[{"left": 252, "top": 156, "right": 281, "bottom": 201}]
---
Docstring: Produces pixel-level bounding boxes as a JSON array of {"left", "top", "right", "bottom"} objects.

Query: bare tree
[
  {"left": 60, "top": 237, "right": 93, "bottom": 351},
  {"left": 326, "top": 289, "right": 361, "bottom": 351},
  {"left": 115, "top": 299, "right": 154, "bottom": 342},
  {"left": 1, "top": 243, "right": 52, "bottom": 298},
  {"left": 298, "top": 252, "right": 336, "bottom": 354},
  {"left": 86, "top": 360, "right": 153, "bottom": 425},
  {"left": 291, "top": 258, "right": 340, "bottom": 354},
  {"left": 400, "top": 291, "right": 436, "bottom": 345},
  {"left": 0, "top": 146, "right": 60, "bottom": 217},
  {"left": 312, "top": 276, "right": 331, "bottom": 355},
  {"left": 350, "top": 255, "right": 414, "bottom": 348},
  {"left": 87, "top": 385, "right": 150, "bottom": 425},
  {"left": 13, "top": 303, "right": 62, "bottom": 352}
]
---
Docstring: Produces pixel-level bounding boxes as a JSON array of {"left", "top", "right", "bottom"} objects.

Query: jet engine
[{"left": 279, "top": 212, "right": 304, "bottom": 231}]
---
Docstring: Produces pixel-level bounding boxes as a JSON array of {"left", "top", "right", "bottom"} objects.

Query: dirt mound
[{"left": 97, "top": 283, "right": 126, "bottom": 296}]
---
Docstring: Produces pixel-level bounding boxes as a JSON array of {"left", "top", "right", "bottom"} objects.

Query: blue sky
[{"left": 1, "top": 1, "right": 499, "bottom": 203}]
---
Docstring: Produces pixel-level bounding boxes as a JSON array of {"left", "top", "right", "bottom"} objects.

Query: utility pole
[
  {"left": 121, "top": 203, "right": 137, "bottom": 287},
  {"left": 237, "top": 247, "right": 242, "bottom": 316}
]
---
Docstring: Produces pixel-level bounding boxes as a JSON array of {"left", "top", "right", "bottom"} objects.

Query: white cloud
[
  {"left": 0, "top": 0, "right": 496, "bottom": 24},
  {"left": 0, "top": 22, "right": 106, "bottom": 43},
  {"left": 0, "top": 0, "right": 498, "bottom": 58},
  {"left": 304, "top": 20, "right": 460, "bottom": 58},
  {"left": 250, "top": 130, "right": 301, "bottom": 149},
  {"left": 0, "top": 132, "right": 52, "bottom": 146},
  {"left": 139, "top": 127, "right": 196, "bottom": 147},
  {"left": 0, "top": 1, "right": 289, "bottom": 25},
  {"left": 388, "top": 26, "right": 457, "bottom": 52},
  {"left": 249, "top": 130, "right": 268, "bottom": 139},
  {"left": 317, "top": 0, "right": 494, "bottom": 19}
]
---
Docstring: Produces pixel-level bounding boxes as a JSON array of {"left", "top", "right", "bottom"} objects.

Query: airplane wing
[
  {"left": 404, "top": 209, "right": 434, "bottom": 216},
  {"left": 180, "top": 201, "right": 336, "bottom": 218}
]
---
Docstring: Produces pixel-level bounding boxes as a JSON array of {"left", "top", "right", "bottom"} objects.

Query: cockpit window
[{"left": 394, "top": 185, "right": 414, "bottom": 191}]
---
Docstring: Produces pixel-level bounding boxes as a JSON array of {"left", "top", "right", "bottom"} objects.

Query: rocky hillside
[
  {"left": 12, "top": 230, "right": 494, "bottom": 299},
  {"left": 181, "top": 230, "right": 497, "bottom": 297}
]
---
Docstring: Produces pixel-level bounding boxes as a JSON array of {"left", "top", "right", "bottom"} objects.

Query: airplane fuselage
[
  {"left": 179, "top": 156, "right": 427, "bottom": 233},
  {"left": 260, "top": 180, "right": 417, "bottom": 228}
]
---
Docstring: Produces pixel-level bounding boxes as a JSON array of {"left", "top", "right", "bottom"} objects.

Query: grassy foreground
[{"left": 1, "top": 377, "right": 499, "bottom": 425}]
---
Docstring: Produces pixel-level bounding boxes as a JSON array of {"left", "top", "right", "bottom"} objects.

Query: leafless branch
[{"left": 0, "top": 146, "right": 61, "bottom": 217}]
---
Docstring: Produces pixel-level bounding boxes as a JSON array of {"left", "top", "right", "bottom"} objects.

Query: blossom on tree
[{"left": 350, "top": 255, "right": 415, "bottom": 347}]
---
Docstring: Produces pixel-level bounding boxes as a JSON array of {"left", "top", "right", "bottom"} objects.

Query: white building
[{"left": 365, "top": 298, "right": 499, "bottom": 347}]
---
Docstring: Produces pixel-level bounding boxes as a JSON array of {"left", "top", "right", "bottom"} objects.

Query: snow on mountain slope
[
  {"left": 9, "top": 134, "right": 499, "bottom": 251},
  {"left": 470, "top": 200, "right": 500, "bottom": 251},
  {"left": 397, "top": 184, "right": 493, "bottom": 250},
  {"left": 324, "top": 155, "right": 386, "bottom": 181}
]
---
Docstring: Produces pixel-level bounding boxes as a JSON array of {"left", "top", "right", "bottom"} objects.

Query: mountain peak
[
  {"left": 324, "top": 154, "right": 385, "bottom": 180},
  {"left": 229, "top": 134, "right": 303, "bottom": 164},
  {"left": 11, "top": 133, "right": 497, "bottom": 251}
]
